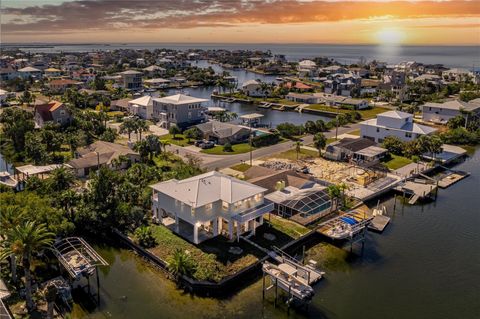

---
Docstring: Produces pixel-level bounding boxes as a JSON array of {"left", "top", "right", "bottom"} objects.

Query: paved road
[{"left": 167, "top": 123, "right": 361, "bottom": 171}]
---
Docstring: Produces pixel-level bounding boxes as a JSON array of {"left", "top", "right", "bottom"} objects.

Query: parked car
[
  {"left": 194, "top": 140, "right": 204, "bottom": 147},
  {"left": 199, "top": 141, "right": 215, "bottom": 149}
]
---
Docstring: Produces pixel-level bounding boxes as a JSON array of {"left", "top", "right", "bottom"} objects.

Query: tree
[
  {"left": 25, "top": 132, "right": 49, "bottom": 164},
  {"left": 223, "top": 142, "right": 233, "bottom": 152},
  {"left": 304, "top": 120, "right": 317, "bottom": 134},
  {"left": 48, "top": 167, "right": 75, "bottom": 192},
  {"left": 145, "top": 134, "right": 162, "bottom": 161},
  {"left": 382, "top": 136, "right": 405, "bottom": 156},
  {"left": 167, "top": 249, "right": 196, "bottom": 278},
  {"left": 183, "top": 127, "right": 202, "bottom": 142},
  {"left": 294, "top": 141, "right": 303, "bottom": 160},
  {"left": 0, "top": 221, "right": 55, "bottom": 312},
  {"left": 136, "top": 119, "right": 149, "bottom": 141},
  {"left": 313, "top": 133, "right": 327, "bottom": 156},
  {"left": 0, "top": 107, "right": 35, "bottom": 153},
  {"left": 119, "top": 117, "right": 137, "bottom": 141},
  {"left": 213, "top": 111, "right": 238, "bottom": 123},
  {"left": 169, "top": 124, "right": 181, "bottom": 139},
  {"left": 100, "top": 127, "right": 118, "bottom": 143},
  {"left": 0, "top": 207, "right": 26, "bottom": 283},
  {"left": 134, "top": 226, "right": 157, "bottom": 248},
  {"left": 315, "top": 119, "right": 326, "bottom": 132}
]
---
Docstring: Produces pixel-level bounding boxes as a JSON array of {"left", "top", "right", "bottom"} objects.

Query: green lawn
[
  {"left": 265, "top": 214, "right": 310, "bottom": 239},
  {"left": 148, "top": 225, "right": 263, "bottom": 282},
  {"left": 348, "top": 129, "right": 361, "bottom": 136},
  {"left": 305, "top": 104, "right": 389, "bottom": 119},
  {"left": 230, "top": 163, "right": 252, "bottom": 172},
  {"left": 264, "top": 148, "right": 318, "bottom": 161},
  {"left": 159, "top": 134, "right": 191, "bottom": 147},
  {"left": 382, "top": 154, "right": 413, "bottom": 170},
  {"left": 201, "top": 142, "right": 254, "bottom": 155}
]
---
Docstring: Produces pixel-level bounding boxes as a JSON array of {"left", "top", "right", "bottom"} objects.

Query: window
[
  {"left": 222, "top": 201, "right": 229, "bottom": 210},
  {"left": 376, "top": 128, "right": 380, "bottom": 133},
  {"left": 405, "top": 132, "right": 412, "bottom": 138},
  {"left": 205, "top": 203, "right": 213, "bottom": 211}
]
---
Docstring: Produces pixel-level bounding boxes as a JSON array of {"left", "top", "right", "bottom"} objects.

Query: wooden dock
[
  {"left": 368, "top": 215, "right": 391, "bottom": 232},
  {"left": 437, "top": 171, "right": 470, "bottom": 188},
  {"left": 395, "top": 179, "right": 437, "bottom": 205}
]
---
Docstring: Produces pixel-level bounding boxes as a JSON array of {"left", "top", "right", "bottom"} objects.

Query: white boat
[
  {"left": 262, "top": 262, "right": 315, "bottom": 300},
  {"left": 318, "top": 212, "right": 373, "bottom": 240},
  {"left": 0, "top": 171, "right": 18, "bottom": 188}
]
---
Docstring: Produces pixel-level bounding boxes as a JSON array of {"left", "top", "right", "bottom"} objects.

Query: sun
[{"left": 375, "top": 28, "right": 406, "bottom": 45}]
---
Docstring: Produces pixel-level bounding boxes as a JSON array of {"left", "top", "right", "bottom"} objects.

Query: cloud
[{"left": 1, "top": 0, "right": 479, "bottom": 34}]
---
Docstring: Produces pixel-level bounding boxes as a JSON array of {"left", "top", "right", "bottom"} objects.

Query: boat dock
[
  {"left": 436, "top": 169, "right": 470, "bottom": 188},
  {"left": 317, "top": 211, "right": 373, "bottom": 240},
  {"left": 369, "top": 215, "right": 390, "bottom": 232},
  {"left": 394, "top": 174, "right": 438, "bottom": 204},
  {"left": 262, "top": 247, "right": 324, "bottom": 308}
]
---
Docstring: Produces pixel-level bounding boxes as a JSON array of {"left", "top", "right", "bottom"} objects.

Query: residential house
[
  {"left": 48, "top": 79, "right": 83, "bottom": 93},
  {"left": 422, "top": 99, "right": 480, "bottom": 124},
  {"left": 245, "top": 167, "right": 333, "bottom": 226},
  {"left": 242, "top": 80, "right": 263, "bottom": 97},
  {"left": 34, "top": 100, "right": 72, "bottom": 128},
  {"left": 68, "top": 141, "right": 140, "bottom": 177},
  {"left": 324, "top": 138, "right": 387, "bottom": 165},
  {"left": 119, "top": 70, "right": 142, "bottom": 90},
  {"left": 314, "top": 93, "right": 369, "bottom": 109},
  {"left": 142, "top": 65, "right": 166, "bottom": 77},
  {"left": 0, "top": 89, "right": 9, "bottom": 106},
  {"left": 442, "top": 68, "right": 475, "bottom": 82},
  {"left": 144, "top": 78, "right": 171, "bottom": 89},
  {"left": 360, "top": 110, "right": 437, "bottom": 143},
  {"left": 43, "top": 67, "right": 62, "bottom": 78},
  {"left": 127, "top": 95, "right": 154, "bottom": 120},
  {"left": 286, "top": 92, "right": 319, "bottom": 104},
  {"left": 110, "top": 98, "right": 130, "bottom": 112},
  {"left": 195, "top": 121, "right": 251, "bottom": 145},
  {"left": 152, "top": 94, "right": 208, "bottom": 129},
  {"left": 360, "top": 79, "right": 380, "bottom": 96},
  {"left": 0, "top": 66, "right": 17, "bottom": 81},
  {"left": 17, "top": 66, "right": 42, "bottom": 79},
  {"left": 150, "top": 171, "right": 273, "bottom": 244}
]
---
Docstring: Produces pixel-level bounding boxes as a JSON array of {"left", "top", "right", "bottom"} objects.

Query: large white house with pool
[{"left": 150, "top": 171, "right": 273, "bottom": 244}]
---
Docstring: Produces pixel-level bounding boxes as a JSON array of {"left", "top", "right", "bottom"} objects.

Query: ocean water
[{"left": 5, "top": 43, "right": 480, "bottom": 69}]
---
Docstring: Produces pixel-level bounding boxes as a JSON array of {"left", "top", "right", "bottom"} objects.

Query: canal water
[
  {"left": 73, "top": 148, "right": 480, "bottom": 319},
  {"left": 164, "top": 60, "right": 333, "bottom": 127}
]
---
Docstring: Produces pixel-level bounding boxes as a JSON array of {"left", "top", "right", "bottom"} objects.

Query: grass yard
[
  {"left": 348, "top": 129, "right": 361, "bottom": 136},
  {"left": 148, "top": 225, "right": 263, "bottom": 282},
  {"left": 265, "top": 214, "right": 310, "bottom": 239},
  {"left": 382, "top": 154, "right": 413, "bottom": 170},
  {"left": 230, "top": 163, "right": 252, "bottom": 172},
  {"left": 201, "top": 142, "right": 254, "bottom": 155},
  {"left": 264, "top": 148, "right": 318, "bottom": 161},
  {"left": 158, "top": 134, "right": 191, "bottom": 147},
  {"left": 305, "top": 104, "right": 389, "bottom": 119}
]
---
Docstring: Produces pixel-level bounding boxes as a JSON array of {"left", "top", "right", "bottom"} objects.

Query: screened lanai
[{"left": 266, "top": 186, "right": 334, "bottom": 225}]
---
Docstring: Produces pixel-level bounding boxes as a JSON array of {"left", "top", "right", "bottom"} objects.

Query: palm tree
[
  {"left": 294, "top": 141, "right": 303, "bottom": 160},
  {"left": 167, "top": 249, "right": 195, "bottom": 278},
  {"left": 145, "top": 134, "right": 162, "bottom": 161},
  {"left": 136, "top": 119, "right": 149, "bottom": 141},
  {"left": 0, "top": 221, "right": 55, "bottom": 312},
  {"left": 119, "top": 118, "right": 137, "bottom": 141},
  {"left": 260, "top": 82, "right": 270, "bottom": 100},
  {"left": 48, "top": 167, "right": 75, "bottom": 192},
  {"left": 313, "top": 133, "right": 327, "bottom": 156},
  {"left": 0, "top": 207, "right": 25, "bottom": 283}
]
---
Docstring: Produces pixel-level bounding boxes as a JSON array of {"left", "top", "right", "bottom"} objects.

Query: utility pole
[
  {"left": 335, "top": 115, "right": 339, "bottom": 140},
  {"left": 249, "top": 124, "right": 253, "bottom": 166}
]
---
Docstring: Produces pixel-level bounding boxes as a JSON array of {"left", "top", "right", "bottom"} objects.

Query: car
[
  {"left": 200, "top": 141, "right": 215, "bottom": 149},
  {"left": 194, "top": 140, "right": 204, "bottom": 147}
]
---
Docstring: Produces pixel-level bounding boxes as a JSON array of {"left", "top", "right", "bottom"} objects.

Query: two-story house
[
  {"left": 119, "top": 70, "right": 142, "bottom": 90},
  {"left": 360, "top": 110, "right": 437, "bottom": 143},
  {"left": 128, "top": 95, "right": 154, "bottom": 120},
  {"left": 150, "top": 171, "right": 273, "bottom": 244},
  {"left": 34, "top": 100, "right": 72, "bottom": 128},
  {"left": 422, "top": 99, "right": 480, "bottom": 124},
  {"left": 152, "top": 94, "right": 208, "bottom": 129}
]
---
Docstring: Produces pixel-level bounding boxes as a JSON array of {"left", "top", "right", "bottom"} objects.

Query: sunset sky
[{"left": 1, "top": 0, "right": 479, "bottom": 45}]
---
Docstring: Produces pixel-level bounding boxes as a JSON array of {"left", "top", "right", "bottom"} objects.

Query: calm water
[
  {"left": 166, "top": 60, "right": 333, "bottom": 126},
  {"left": 73, "top": 149, "right": 480, "bottom": 319},
  {"left": 7, "top": 43, "right": 480, "bottom": 68}
]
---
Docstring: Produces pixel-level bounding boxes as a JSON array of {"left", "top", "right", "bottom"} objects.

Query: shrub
[
  {"left": 223, "top": 142, "right": 233, "bottom": 152},
  {"left": 167, "top": 249, "right": 197, "bottom": 278},
  {"left": 251, "top": 132, "right": 280, "bottom": 147},
  {"left": 134, "top": 226, "right": 157, "bottom": 248}
]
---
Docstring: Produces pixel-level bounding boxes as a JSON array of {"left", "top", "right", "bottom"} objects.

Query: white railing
[{"left": 233, "top": 202, "right": 274, "bottom": 223}]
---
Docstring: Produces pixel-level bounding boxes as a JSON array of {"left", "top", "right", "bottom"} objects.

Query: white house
[
  {"left": 360, "top": 110, "right": 437, "bottom": 143},
  {"left": 150, "top": 171, "right": 273, "bottom": 244},
  {"left": 128, "top": 95, "right": 154, "bottom": 120},
  {"left": 18, "top": 66, "right": 42, "bottom": 79},
  {"left": 422, "top": 99, "right": 480, "bottom": 124},
  {"left": 242, "top": 79, "right": 263, "bottom": 97},
  {"left": 298, "top": 60, "right": 316, "bottom": 70},
  {"left": 119, "top": 70, "right": 142, "bottom": 90},
  {"left": 152, "top": 93, "right": 208, "bottom": 129}
]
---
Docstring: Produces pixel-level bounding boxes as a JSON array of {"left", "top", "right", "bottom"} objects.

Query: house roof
[
  {"left": 423, "top": 100, "right": 480, "bottom": 112},
  {"left": 128, "top": 95, "right": 154, "bottom": 106},
  {"left": 44, "top": 67, "right": 61, "bottom": 72},
  {"left": 331, "top": 138, "right": 377, "bottom": 152},
  {"left": 144, "top": 78, "right": 170, "bottom": 83},
  {"left": 111, "top": 98, "right": 131, "bottom": 109},
  {"left": 150, "top": 171, "right": 267, "bottom": 208},
  {"left": 120, "top": 70, "right": 142, "bottom": 75},
  {"left": 68, "top": 141, "right": 138, "bottom": 169},
  {"left": 377, "top": 110, "right": 412, "bottom": 119},
  {"left": 361, "top": 118, "right": 437, "bottom": 135},
  {"left": 242, "top": 79, "right": 260, "bottom": 86},
  {"left": 18, "top": 66, "right": 41, "bottom": 72},
  {"left": 153, "top": 94, "right": 208, "bottom": 105},
  {"left": 195, "top": 121, "right": 249, "bottom": 139},
  {"left": 284, "top": 82, "right": 312, "bottom": 90},
  {"left": 34, "top": 100, "right": 65, "bottom": 121},
  {"left": 246, "top": 167, "right": 314, "bottom": 194},
  {"left": 49, "top": 79, "right": 81, "bottom": 86},
  {"left": 143, "top": 65, "right": 165, "bottom": 72}
]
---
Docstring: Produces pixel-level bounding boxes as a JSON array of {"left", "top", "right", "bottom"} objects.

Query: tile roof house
[
  {"left": 34, "top": 100, "right": 72, "bottom": 128},
  {"left": 150, "top": 171, "right": 272, "bottom": 243},
  {"left": 195, "top": 121, "right": 251, "bottom": 145},
  {"left": 360, "top": 110, "right": 437, "bottom": 143},
  {"left": 68, "top": 141, "right": 140, "bottom": 177}
]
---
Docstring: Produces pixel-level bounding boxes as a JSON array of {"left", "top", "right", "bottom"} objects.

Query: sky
[{"left": 1, "top": 0, "right": 479, "bottom": 45}]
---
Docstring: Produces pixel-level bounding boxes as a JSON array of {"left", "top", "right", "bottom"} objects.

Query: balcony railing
[{"left": 232, "top": 202, "right": 274, "bottom": 223}]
